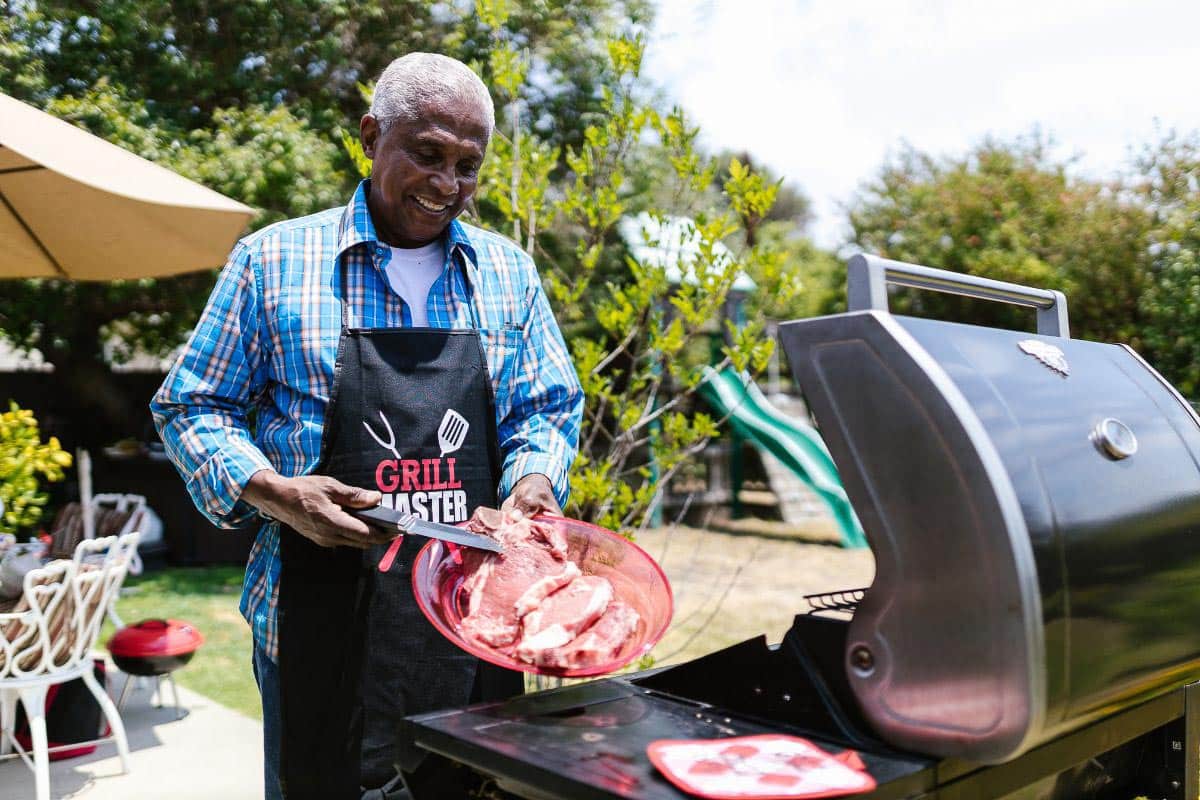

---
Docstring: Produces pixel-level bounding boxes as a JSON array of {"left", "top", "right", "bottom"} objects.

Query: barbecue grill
[{"left": 404, "top": 254, "right": 1200, "bottom": 800}]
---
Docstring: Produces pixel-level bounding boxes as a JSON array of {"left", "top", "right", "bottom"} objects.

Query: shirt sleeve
[
  {"left": 150, "top": 240, "right": 274, "bottom": 528},
  {"left": 496, "top": 271, "right": 584, "bottom": 508}
]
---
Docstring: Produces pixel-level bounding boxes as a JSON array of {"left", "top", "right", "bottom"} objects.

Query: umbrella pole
[{"left": 78, "top": 448, "right": 95, "bottom": 539}]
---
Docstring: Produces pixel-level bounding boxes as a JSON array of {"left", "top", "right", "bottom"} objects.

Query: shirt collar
[
  {"left": 336, "top": 179, "right": 481, "bottom": 287},
  {"left": 335, "top": 179, "right": 379, "bottom": 258}
]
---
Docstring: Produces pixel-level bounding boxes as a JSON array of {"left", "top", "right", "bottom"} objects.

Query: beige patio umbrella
[{"left": 0, "top": 91, "right": 254, "bottom": 280}]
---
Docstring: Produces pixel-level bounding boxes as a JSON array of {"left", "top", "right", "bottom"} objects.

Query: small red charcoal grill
[
  {"left": 108, "top": 619, "right": 203, "bottom": 718},
  {"left": 399, "top": 256, "right": 1200, "bottom": 800}
]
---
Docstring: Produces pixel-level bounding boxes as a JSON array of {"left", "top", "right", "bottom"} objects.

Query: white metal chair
[
  {"left": 0, "top": 532, "right": 139, "bottom": 800},
  {"left": 87, "top": 493, "right": 148, "bottom": 631}
]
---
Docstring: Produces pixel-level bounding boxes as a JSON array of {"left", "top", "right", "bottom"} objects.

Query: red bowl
[{"left": 411, "top": 515, "right": 673, "bottom": 678}]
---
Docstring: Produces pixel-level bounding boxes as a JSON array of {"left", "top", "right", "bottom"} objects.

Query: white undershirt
[{"left": 385, "top": 241, "right": 444, "bottom": 327}]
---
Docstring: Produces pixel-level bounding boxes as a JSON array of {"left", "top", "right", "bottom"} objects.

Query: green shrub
[{"left": 0, "top": 402, "right": 71, "bottom": 536}]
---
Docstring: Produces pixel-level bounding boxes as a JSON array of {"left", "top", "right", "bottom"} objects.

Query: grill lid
[{"left": 108, "top": 618, "right": 204, "bottom": 658}]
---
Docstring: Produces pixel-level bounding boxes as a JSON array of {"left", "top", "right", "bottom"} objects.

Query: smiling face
[{"left": 360, "top": 96, "right": 491, "bottom": 248}]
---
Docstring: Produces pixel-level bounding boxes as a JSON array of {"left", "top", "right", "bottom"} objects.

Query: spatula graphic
[{"left": 438, "top": 408, "right": 470, "bottom": 457}]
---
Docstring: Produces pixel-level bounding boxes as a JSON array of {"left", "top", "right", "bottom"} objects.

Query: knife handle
[{"left": 378, "top": 535, "right": 404, "bottom": 573}]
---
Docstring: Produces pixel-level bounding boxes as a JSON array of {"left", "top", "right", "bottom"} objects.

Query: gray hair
[{"left": 370, "top": 53, "right": 495, "bottom": 136}]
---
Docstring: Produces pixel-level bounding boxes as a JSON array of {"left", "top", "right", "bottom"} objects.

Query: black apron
[{"left": 277, "top": 252, "right": 523, "bottom": 798}]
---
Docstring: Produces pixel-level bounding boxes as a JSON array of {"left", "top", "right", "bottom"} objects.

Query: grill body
[{"left": 778, "top": 259, "right": 1200, "bottom": 762}]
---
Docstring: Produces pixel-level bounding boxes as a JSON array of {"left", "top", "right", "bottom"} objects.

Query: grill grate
[{"left": 804, "top": 588, "right": 866, "bottom": 616}]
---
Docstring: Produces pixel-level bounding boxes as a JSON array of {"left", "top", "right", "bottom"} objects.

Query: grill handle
[{"left": 847, "top": 254, "right": 1070, "bottom": 338}]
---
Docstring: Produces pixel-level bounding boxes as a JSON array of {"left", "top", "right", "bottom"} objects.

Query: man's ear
[{"left": 360, "top": 114, "right": 379, "bottom": 159}]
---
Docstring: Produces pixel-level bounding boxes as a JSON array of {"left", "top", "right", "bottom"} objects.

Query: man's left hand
[{"left": 502, "top": 474, "right": 561, "bottom": 517}]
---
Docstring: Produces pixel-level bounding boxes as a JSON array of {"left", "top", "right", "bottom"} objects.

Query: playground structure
[
  {"left": 697, "top": 366, "right": 867, "bottom": 549},
  {"left": 618, "top": 212, "right": 863, "bottom": 547}
]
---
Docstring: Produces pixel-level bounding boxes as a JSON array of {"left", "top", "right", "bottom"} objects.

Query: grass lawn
[{"left": 102, "top": 566, "right": 261, "bottom": 720}]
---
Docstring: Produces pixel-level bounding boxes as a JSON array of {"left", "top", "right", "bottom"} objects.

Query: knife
[{"left": 349, "top": 505, "right": 504, "bottom": 554}]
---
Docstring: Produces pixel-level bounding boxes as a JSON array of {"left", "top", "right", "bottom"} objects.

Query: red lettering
[
  {"left": 400, "top": 459, "right": 420, "bottom": 491},
  {"left": 446, "top": 458, "right": 462, "bottom": 489},
  {"left": 376, "top": 460, "right": 399, "bottom": 492},
  {"left": 430, "top": 460, "right": 447, "bottom": 490},
  {"left": 422, "top": 458, "right": 433, "bottom": 489}
]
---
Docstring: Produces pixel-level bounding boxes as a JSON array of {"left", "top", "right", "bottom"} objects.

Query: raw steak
[
  {"left": 514, "top": 576, "right": 613, "bottom": 660},
  {"left": 459, "top": 509, "right": 572, "bottom": 648},
  {"left": 521, "top": 600, "right": 640, "bottom": 670},
  {"left": 455, "top": 508, "right": 642, "bottom": 670},
  {"left": 513, "top": 562, "right": 581, "bottom": 618}
]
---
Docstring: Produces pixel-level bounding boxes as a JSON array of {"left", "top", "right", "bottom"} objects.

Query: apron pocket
[{"left": 479, "top": 327, "right": 522, "bottom": 409}]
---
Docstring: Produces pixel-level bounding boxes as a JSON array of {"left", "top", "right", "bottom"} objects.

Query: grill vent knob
[
  {"left": 850, "top": 646, "right": 875, "bottom": 675},
  {"left": 1092, "top": 418, "right": 1137, "bottom": 460}
]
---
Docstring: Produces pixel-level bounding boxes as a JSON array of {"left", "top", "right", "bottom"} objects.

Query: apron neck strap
[
  {"left": 451, "top": 245, "right": 484, "bottom": 330},
  {"left": 339, "top": 251, "right": 351, "bottom": 330}
]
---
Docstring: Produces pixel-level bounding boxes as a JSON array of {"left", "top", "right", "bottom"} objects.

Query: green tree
[
  {"left": 10, "top": 1, "right": 444, "bottom": 121},
  {"left": 0, "top": 2, "right": 45, "bottom": 99},
  {"left": 7, "top": 0, "right": 649, "bottom": 149},
  {"left": 469, "top": 9, "right": 797, "bottom": 532},
  {"left": 715, "top": 151, "right": 813, "bottom": 244},
  {"left": 845, "top": 135, "right": 1152, "bottom": 343},
  {"left": 1136, "top": 131, "right": 1200, "bottom": 395}
]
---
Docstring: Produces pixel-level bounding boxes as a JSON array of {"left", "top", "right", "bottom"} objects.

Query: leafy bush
[{"left": 0, "top": 403, "right": 72, "bottom": 535}]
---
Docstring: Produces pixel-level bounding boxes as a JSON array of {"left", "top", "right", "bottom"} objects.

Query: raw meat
[
  {"left": 513, "top": 562, "right": 581, "bottom": 618},
  {"left": 459, "top": 510, "right": 572, "bottom": 648},
  {"left": 514, "top": 576, "right": 613, "bottom": 660},
  {"left": 520, "top": 600, "right": 640, "bottom": 671},
  {"left": 456, "top": 508, "right": 642, "bottom": 670}
]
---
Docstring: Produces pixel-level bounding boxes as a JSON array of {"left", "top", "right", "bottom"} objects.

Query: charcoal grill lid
[{"left": 108, "top": 618, "right": 204, "bottom": 657}]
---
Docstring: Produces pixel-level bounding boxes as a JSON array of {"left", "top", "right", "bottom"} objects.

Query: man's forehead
[
  {"left": 409, "top": 118, "right": 488, "bottom": 146},
  {"left": 407, "top": 96, "right": 491, "bottom": 140}
]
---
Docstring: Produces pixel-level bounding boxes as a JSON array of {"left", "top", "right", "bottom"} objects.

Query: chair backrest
[
  {"left": 0, "top": 531, "right": 140, "bottom": 680},
  {"left": 48, "top": 494, "right": 146, "bottom": 560}
]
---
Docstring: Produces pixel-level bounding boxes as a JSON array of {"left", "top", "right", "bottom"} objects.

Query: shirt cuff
[
  {"left": 186, "top": 439, "right": 275, "bottom": 528},
  {"left": 499, "top": 452, "right": 570, "bottom": 509}
]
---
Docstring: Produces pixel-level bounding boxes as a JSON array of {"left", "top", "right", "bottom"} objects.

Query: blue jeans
[{"left": 252, "top": 644, "right": 284, "bottom": 800}]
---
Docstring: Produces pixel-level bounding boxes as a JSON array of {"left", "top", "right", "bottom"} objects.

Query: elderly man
[{"left": 152, "top": 53, "right": 582, "bottom": 799}]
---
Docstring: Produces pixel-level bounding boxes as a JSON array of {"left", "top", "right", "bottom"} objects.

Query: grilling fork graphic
[{"left": 363, "top": 410, "right": 401, "bottom": 460}]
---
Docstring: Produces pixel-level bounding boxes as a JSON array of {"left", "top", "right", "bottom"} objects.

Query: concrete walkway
[{"left": 0, "top": 671, "right": 262, "bottom": 800}]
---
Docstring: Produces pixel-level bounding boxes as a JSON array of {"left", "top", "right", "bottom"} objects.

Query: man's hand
[
  {"left": 501, "top": 473, "right": 561, "bottom": 517},
  {"left": 241, "top": 471, "right": 391, "bottom": 549}
]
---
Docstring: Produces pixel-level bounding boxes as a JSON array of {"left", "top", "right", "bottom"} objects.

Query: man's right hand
[{"left": 241, "top": 471, "right": 391, "bottom": 549}]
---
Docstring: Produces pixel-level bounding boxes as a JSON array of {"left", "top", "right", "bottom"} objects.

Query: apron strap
[{"left": 339, "top": 248, "right": 352, "bottom": 330}]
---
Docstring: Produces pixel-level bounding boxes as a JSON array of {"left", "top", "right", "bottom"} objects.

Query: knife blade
[{"left": 349, "top": 505, "right": 504, "bottom": 553}]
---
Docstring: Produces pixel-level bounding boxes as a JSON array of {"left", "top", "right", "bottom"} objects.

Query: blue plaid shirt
[{"left": 151, "top": 180, "right": 583, "bottom": 660}]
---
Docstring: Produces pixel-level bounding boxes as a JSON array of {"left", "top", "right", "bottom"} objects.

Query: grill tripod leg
[
  {"left": 116, "top": 673, "right": 135, "bottom": 711},
  {"left": 166, "top": 673, "right": 182, "bottom": 719}
]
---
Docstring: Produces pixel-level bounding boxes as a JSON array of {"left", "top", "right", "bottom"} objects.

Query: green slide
[{"left": 698, "top": 367, "right": 868, "bottom": 549}]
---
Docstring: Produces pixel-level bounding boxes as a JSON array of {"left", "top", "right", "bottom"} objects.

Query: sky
[{"left": 642, "top": 0, "right": 1200, "bottom": 248}]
